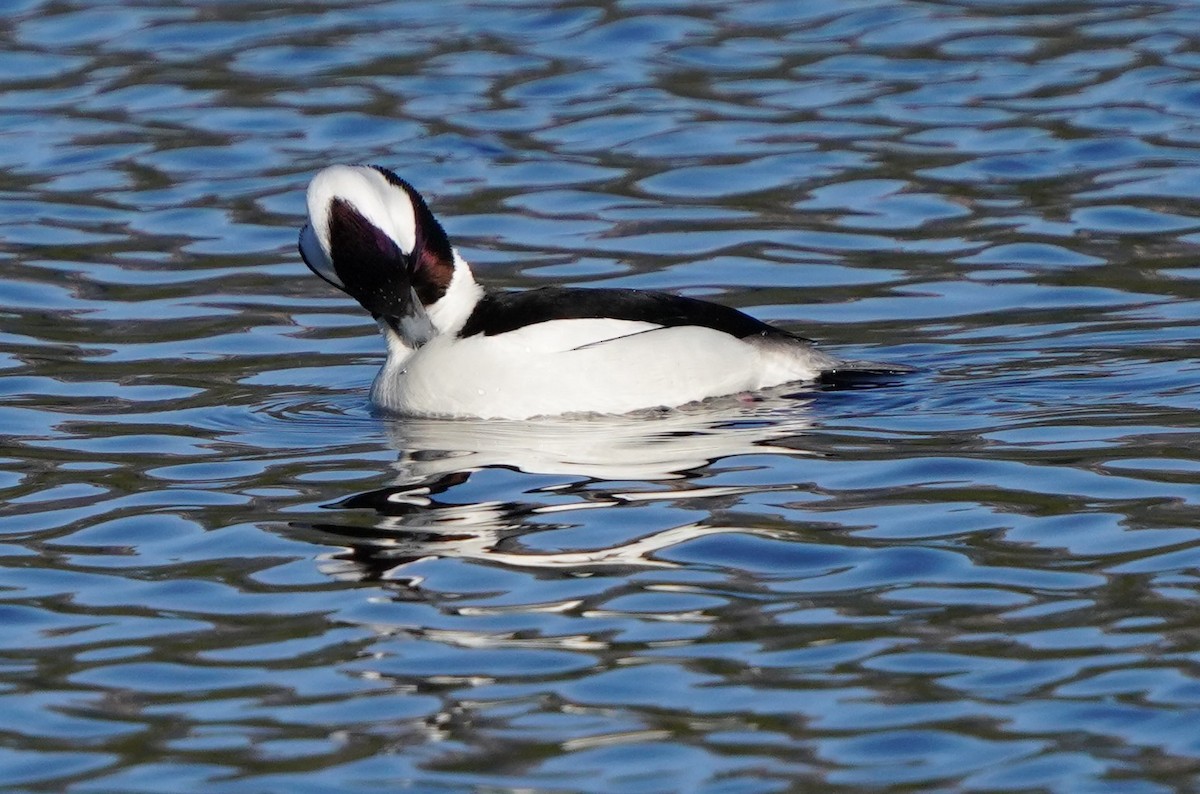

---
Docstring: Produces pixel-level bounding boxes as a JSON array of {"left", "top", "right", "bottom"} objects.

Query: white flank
[
  {"left": 371, "top": 318, "right": 834, "bottom": 420},
  {"left": 306, "top": 165, "right": 417, "bottom": 261}
]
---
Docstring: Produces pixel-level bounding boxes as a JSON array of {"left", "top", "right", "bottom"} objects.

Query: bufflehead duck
[{"left": 299, "top": 164, "right": 892, "bottom": 419}]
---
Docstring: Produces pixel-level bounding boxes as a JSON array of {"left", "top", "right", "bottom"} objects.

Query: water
[{"left": 3, "top": 0, "right": 1200, "bottom": 790}]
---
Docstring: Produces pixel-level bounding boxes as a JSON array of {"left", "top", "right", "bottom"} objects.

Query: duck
[{"left": 298, "top": 164, "right": 898, "bottom": 420}]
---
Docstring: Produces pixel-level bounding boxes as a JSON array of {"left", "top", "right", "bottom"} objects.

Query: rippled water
[{"left": 4, "top": 1, "right": 1200, "bottom": 790}]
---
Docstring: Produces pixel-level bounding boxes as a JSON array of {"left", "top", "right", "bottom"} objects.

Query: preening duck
[{"left": 298, "top": 164, "right": 895, "bottom": 419}]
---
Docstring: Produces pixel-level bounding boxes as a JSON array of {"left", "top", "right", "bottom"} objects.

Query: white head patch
[{"left": 304, "top": 165, "right": 419, "bottom": 282}]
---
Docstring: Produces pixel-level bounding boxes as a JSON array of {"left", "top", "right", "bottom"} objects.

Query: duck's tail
[{"left": 817, "top": 361, "right": 916, "bottom": 389}]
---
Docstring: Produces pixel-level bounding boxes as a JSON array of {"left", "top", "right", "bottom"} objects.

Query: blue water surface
[{"left": 2, "top": 1, "right": 1200, "bottom": 791}]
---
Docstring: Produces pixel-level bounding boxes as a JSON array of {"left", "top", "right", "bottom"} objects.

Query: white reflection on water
[
  {"left": 309, "top": 394, "right": 819, "bottom": 577},
  {"left": 386, "top": 393, "right": 817, "bottom": 481}
]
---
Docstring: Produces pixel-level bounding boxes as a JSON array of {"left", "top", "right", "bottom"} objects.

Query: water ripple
[{"left": 2, "top": 0, "right": 1200, "bottom": 791}]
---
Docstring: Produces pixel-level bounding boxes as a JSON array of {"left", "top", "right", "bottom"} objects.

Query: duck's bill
[
  {"left": 382, "top": 297, "right": 436, "bottom": 349},
  {"left": 299, "top": 222, "right": 344, "bottom": 291}
]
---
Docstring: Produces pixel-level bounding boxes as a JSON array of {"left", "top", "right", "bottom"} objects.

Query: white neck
[{"left": 425, "top": 250, "right": 483, "bottom": 335}]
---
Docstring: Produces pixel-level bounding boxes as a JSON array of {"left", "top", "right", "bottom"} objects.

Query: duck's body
[
  {"left": 298, "top": 165, "right": 869, "bottom": 420},
  {"left": 374, "top": 285, "right": 839, "bottom": 418}
]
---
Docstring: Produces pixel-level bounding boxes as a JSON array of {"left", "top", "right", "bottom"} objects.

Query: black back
[{"left": 458, "top": 286, "right": 796, "bottom": 340}]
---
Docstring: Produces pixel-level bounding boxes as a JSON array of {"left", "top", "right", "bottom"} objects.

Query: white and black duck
[{"left": 298, "top": 164, "right": 900, "bottom": 419}]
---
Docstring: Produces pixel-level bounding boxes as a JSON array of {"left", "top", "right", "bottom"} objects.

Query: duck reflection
[{"left": 304, "top": 393, "right": 822, "bottom": 582}]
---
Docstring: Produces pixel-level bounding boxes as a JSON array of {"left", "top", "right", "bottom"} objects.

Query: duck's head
[{"left": 299, "top": 165, "right": 466, "bottom": 346}]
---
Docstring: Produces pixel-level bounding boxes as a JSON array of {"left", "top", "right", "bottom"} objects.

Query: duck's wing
[{"left": 457, "top": 287, "right": 806, "bottom": 341}]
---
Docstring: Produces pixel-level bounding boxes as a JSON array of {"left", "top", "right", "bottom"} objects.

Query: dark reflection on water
[{"left": 3, "top": 0, "right": 1200, "bottom": 790}]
